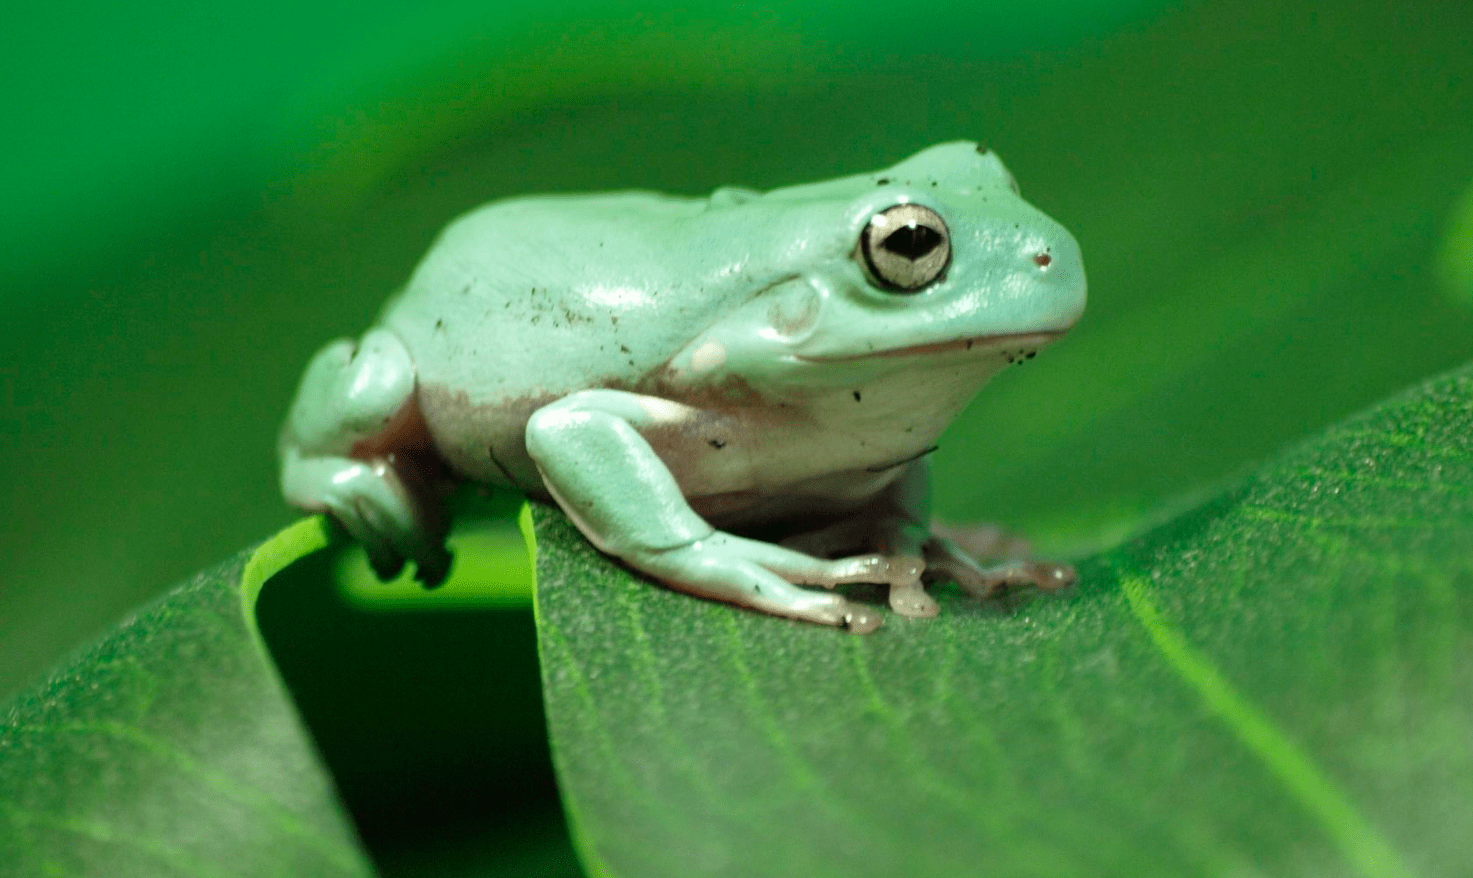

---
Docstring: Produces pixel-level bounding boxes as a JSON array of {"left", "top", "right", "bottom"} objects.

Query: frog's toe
[
  {"left": 357, "top": 495, "right": 452, "bottom": 587},
  {"left": 411, "top": 545, "right": 454, "bottom": 588},
  {"left": 888, "top": 579, "right": 940, "bottom": 618},
  {"left": 642, "top": 540, "right": 885, "bottom": 631},
  {"left": 308, "top": 457, "right": 451, "bottom": 586},
  {"left": 324, "top": 495, "right": 406, "bottom": 580},
  {"left": 922, "top": 534, "right": 1076, "bottom": 601},
  {"left": 841, "top": 604, "right": 884, "bottom": 634},
  {"left": 785, "top": 590, "right": 882, "bottom": 634},
  {"left": 1030, "top": 562, "right": 1076, "bottom": 592},
  {"left": 746, "top": 540, "right": 922, "bottom": 590},
  {"left": 953, "top": 560, "right": 1076, "bottom": 600}
]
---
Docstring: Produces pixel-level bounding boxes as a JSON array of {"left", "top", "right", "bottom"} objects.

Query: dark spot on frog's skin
[
  {"left": 461, "top": 284, "right": 472, "bottom": 295},
  {"left": 611, "top": 316, "right": 619, "bottom": 326},
  {"left": 620, "top": 344, "right": 631, "bottom": 354},
  {"left": 966, "top": 339, "right": 974, "bottom": 350},
  {"left": 708, "top": 438, "right": 727, "bottom": 449},
  {"left": 1034, "top": 252, "right": 1053, "bottom": 268},
  {"left": 976, "top": 144, "right": 989, "bottom": 155},
  {"left": 1026, "top": 351, "right": 1036, "bottom": 359},
  {"left": 852, "top": 390, "right": 862, "bottom": 402},
  {"left": 434, "top": 319, "right": 444, "bottom": 331},
  {"left": 876, "top": 177, "right": 890, "bottom": 185}
]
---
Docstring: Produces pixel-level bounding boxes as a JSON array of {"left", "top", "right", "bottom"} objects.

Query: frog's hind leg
[{"left": 279, "top": 328, "right": 453, "bottom": 585}]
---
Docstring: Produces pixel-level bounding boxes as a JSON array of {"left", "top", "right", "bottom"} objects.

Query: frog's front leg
[
  {"left": 279, "top": 328, "right": 452, "bottom": 585},
  {"left": 525, "top": 390, "right": 917, "bottom": 633}
]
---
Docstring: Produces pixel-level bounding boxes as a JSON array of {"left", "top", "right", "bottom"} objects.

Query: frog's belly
[
  {"left": 416, "top": 383, "right": 934, "bottom": 527},
  {"left": 685, "top": 469, "right": 906, "bottom": 532},
  {"left": 639, "top": 412, "right": 925, "bottom": 527}
]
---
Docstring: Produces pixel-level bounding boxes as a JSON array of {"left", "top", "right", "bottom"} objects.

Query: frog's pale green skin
[{"left": 280, "top": 142, "right": 1086, "bottom": 633}]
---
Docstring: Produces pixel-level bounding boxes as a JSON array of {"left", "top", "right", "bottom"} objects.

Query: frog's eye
[{"left": 857, "top": 204, "right": 951, "bottom": 293}]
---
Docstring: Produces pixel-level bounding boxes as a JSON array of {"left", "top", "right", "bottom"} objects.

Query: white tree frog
[{"left": 280, "top": 142, "right": 1086, "bottom": 633}]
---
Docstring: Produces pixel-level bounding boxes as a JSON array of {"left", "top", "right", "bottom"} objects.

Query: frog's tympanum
[{"left": 280, "top": 142, "right": 1086, "bottom": 633}]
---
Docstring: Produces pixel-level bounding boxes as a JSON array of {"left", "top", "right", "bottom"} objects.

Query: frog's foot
[
  {"left": 283, "top": 448, "right": 452, "bottom": 586},
  {"left": 923, "top": 533, "right": 1075, "bottom": 600},
  {"left": 780, "top": 515, "right": 936, "bottom": 618},
  {"left": 280, "top": 328, "right": 453, "bottom": 586},
  {"left": 639, "top": 533, "right": 922, "bottom": 633}
]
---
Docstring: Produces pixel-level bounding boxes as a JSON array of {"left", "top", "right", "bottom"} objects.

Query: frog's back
[
  {"left": 377, "top": 191, "right": 748, "bottom": 488},
  {"left": 380, "top": 191, "right": 715, "bottom": 404}
]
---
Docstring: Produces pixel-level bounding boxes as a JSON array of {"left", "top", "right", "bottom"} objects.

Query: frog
[{"left": 279, "top": 141, "right": 1086, "bottom": 633}]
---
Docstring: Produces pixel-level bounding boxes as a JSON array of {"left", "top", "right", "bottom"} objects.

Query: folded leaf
[{"left": 0, "top": 519, "right": 375, "bottom": 878}]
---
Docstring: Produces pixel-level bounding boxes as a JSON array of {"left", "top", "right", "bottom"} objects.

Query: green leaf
[
  {"left": 531, "top": 363, "right": 1473, "bottom": 878},
  {"left": 0, "top": 518, "right": 376, "bottom": 878}
]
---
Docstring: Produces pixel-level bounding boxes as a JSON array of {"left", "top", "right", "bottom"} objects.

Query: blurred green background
[
  {"left": 3, "top": 2, "right": 1472, "bottom": 868},
  {"left": 6, "top": 0, "right": 1473, "bottom": 696}
]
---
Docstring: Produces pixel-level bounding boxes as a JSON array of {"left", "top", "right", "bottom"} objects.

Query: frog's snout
[{"left": 1022, "top": 222, "right": 1087, "bottom": 330}]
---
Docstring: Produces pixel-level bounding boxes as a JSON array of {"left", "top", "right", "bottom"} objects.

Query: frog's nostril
[{"left": 1033, "top": 252, "right": 1053, "bottom": 268}]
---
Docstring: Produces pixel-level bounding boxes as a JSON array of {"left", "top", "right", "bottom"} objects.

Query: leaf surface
[
  {"left": 531, "top": 364, "right": 1473, "bottom": 878},
  {"left": 0, "top": 520, "right": 375, "bottom": 878}
]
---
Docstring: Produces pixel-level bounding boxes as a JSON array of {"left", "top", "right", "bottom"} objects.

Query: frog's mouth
[{"left": 796, "top": 330, "right": 1065, "bottom": 362}]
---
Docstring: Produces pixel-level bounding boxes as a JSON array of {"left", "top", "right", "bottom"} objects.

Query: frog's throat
[{"left": 793, "top": 330, "right": 1064, "bottom": 362}]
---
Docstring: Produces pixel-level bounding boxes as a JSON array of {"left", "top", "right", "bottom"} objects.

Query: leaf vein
[{"left": 1122, "top": 574, "right": 1420, "bottom": 878}]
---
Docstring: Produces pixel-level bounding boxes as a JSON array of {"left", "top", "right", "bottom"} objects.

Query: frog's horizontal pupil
[
  {"left": 881, "top": 225, "right": 943, "bottom": 261},
  {"left": 858, "top": 203, "right": 950, "bottom": 292}
]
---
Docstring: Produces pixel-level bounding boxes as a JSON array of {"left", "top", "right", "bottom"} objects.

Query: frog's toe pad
[
  {"left": 888, "top": 580, "right": 940, "bottom": 618},
  {"left": 841, "top": 605, "right": 884, "bottom": 634},
  {"left": 413, "top": 546, "right": 454, "bottom": 589},
  {"left": 959, "top": 560, "right": 1077, "bottom": 600},
  {"left": 1032, "top": 562, "right": 1076, "bottom": 592}
]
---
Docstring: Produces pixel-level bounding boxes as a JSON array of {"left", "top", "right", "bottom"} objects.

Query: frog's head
[{"left": 668, "top": 141, "right": 1085, "bottom": 400}]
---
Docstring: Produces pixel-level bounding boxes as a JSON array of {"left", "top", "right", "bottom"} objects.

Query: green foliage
[
  {"left": 0, "top": 521, "right": 374, "bottom": 878},
  {"left": 6, "top": 0, "right": 1473, "bottom": 704},
  {"left": 3, "top": 0, "right": 1473, "bottom": 874},
  {"left": 4, "top": 362, "right": 1469, "bottom": 875},
  {"left": 531, "top": 363, "right": 1473, "bottom": 878}
]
